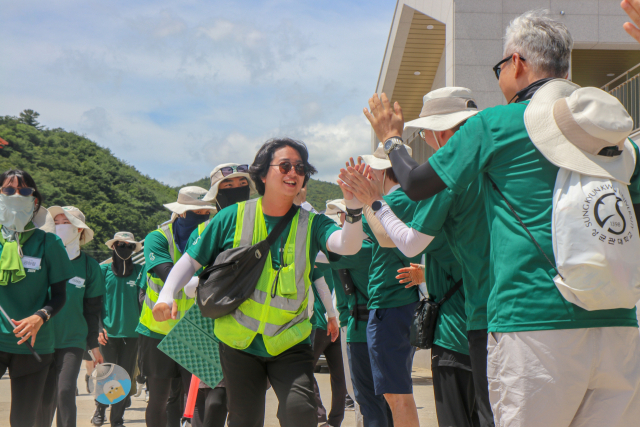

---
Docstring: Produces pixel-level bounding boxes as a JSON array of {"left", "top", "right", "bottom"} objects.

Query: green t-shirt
[
  {"left": 410, "top": 178, "right": 490, "bottom": 331},
  {"left": 424, "top": 235, "right": 468, "bottom": 355},
  {"left": 187, "top": 201, "right": 340, "bottom": 358},
  {"left": 51, "top": 252, "right": 106, "bottom": 350},
  {"left": 310, "top": 267, "right": 334, "bottom": 330},
  {"left": 429, "top": 101, "right": 640, "bottom": 333},
  {"left": 364, "top": 188, "right": 420, "bottom": 309},
  {"left": 328, "top": 239, "right": 374, "bottom": 343},
  {"left": 136, "top": 223, "right": 202, "bottom": 339},
  {"left": 0, "top": 230, "right": 75, "bottom": 355},
  {"left": 102, "top": 263, "right": 144, "bottom": 338}
]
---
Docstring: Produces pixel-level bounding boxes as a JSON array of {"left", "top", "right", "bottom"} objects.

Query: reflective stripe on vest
[
  {"left": 214, "top": 198, "right": 313, "bottom": 356},
  {"left": 139, "top": 220, "right": 209, "bottom": 335}
]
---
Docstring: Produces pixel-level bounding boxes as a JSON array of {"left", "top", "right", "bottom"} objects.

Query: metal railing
[{"left": 602, "top": 63, "right": 640, "bottom": 132}]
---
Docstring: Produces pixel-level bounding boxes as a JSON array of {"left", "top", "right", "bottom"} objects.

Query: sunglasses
[
  {"left": 270, "top": 161, "right": 307, "bottom": 177},
  {"left": 492, "top": 54, "right": 526, "bottom": 80},
  {"left": 219, "top": 165, "right": 249, "bottom": 177},
  {"left": 116, "top": 242, "right": 137, "bottom": 249},
  {"left": 0, "top": 187, "right": 36, "bottom": 197}
]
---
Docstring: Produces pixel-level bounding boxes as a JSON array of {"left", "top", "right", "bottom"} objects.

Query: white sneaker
[
  {"left": 134, "top": 383, "right": 143, "bottom": 398},
  {"left": 145, "top": 389, "right": 149, "bottom": 403}
]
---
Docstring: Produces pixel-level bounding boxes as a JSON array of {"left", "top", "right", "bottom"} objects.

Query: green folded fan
[{"left": 158, "top": 303, "right": 224, "bottom": 388}]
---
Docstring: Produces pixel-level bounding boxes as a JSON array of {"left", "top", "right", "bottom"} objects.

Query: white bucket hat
[
  {"left": 105, "top": 231, "right": 142, "bottom": 253},
  {"left": 525, "top": 79, "right": 636, "bottom": 184},
  {"left": 47, "top": 206, "right": 94, "bottom": 245},
  {"left": 163, "top": 186, "right": 216, "bottom": 215},
  {"left": 404, "top": 87, "right": 479, "bottom": 132},
  {"left": 33, "top": 208, "right": 55, "bottom": 233},
  {"left": 362, "top": 143, "right": 413, "bottom": 170},
  {"left": 202, "top": 163, "right": 256, "bottom": 202},
  {"left": 324, "top": 199, "right": 346, "bottom": 225}
]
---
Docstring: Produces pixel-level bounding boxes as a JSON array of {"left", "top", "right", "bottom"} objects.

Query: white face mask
[
  {"left": 56, "top": 224, "right": 81, "bottom": 259},
  {"left": 0, "top": 194, "right": 36, "bottom": 236}
]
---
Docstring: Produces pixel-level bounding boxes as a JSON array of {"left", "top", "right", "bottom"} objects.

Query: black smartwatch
[
  {"left": 345, "top": 207, "right": 363, "bottom": 224},
  {"left": 371, "top": 200, "right": 387, "bottom": 213}
]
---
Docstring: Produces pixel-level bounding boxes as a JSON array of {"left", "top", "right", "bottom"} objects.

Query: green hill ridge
[{"left": 0, "top": 113, "right": 343, "bottom": 261}]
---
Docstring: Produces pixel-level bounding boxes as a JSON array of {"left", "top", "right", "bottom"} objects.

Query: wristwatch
[
  {"left": 345, "top": 207, "right": 363, "bottom": 224},
  {"left": 383, "top": 137, "right": 404, "bottom": 155},
  {"left": 37, "top": 308, "right": 51, "bottom": 322},
  {"left": 371, "top": 200, "right": 386, "bottom": 212}
]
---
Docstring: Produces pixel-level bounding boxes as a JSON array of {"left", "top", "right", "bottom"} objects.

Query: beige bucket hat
[
  {"left": 47, "top": 206, "right": 94, "bottom": 245},
  {"left": 105, "top": 231, "right": 142, "bottom": 253},
  {"left": 325, "top": 199, "right": 346, "bottom": 225},
  {"left": 33, "top": 208, "right": 55, "bottom": 233},
  {"left": 164, "top": 186, "right": 216, "bottom": 215},
  {"left": 362, "top": 143, "right": 413, "bottom": 170},
  {"left": 525, "top": 79, "right": 636, "bottom": 184},
  {"left": 202, "top": 163, "right": 256, "bottom": 202},
  {"left": 404, "top": 87, "right": 479, "bottom": 132}
]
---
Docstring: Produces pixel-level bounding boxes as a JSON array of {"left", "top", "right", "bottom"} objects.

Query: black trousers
[
  {"left": 192, "top": 386, "right": 228, "bottom": 427},
  {"left": 95, "top": 337, "right": 138, "bottom": 424},
  {"left": 0, "top": 351, "right": 54, "bottom": 427},
  {"left": 219, "top": 341, "right": 317, "bottom": 427},
  {"left": 431, "top": 344, "right": 479, "bottom": 427},
  {"left": 36, "top": 347, "right": 84, "bottom": 427},
  {"left": 467, "top": 330, "right": 495, "bottom": 427},
  {"left": 311, "top": 328, "right": 347, "bottom": 426}
]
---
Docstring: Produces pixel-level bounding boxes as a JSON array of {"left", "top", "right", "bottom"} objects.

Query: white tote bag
[{"left": 551, "top": 168, "right": 640, "bottom": 311}]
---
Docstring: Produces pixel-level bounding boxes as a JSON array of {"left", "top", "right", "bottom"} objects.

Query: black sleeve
[
  {"left": 139, "top": 288, "right": 146, "bottom": 307},
  {"left": 43, "top": 280, "right": 67, "bottom": 318},
  {"left": 389, "top": 147, "right": 448, "bottom": 201},
  {"left": 152, "top": 262, "right": 173, "bottom": 284},
  {"left": 83, "top": 296, "right": 102, "bottom": 349}
]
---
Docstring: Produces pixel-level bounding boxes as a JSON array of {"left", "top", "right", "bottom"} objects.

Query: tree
[{"left": 19, "top": 109, "right": 42, "bottom": 129}]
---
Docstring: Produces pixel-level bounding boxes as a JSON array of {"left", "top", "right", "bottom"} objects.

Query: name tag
[
  {"left": 69, "top": 277, "right": 86, "bottom": 287},
  {"left": 22, "top": 256, "right": 42, "bottom": 270}
]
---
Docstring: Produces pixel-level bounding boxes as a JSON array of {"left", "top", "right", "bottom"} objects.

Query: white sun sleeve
[
  {"left": 157, "top": 254, "right": 202, "bottom": 307},
  {"left": 314, "top": 275, "right": 336, "bottom": 319},
  {"left": 375, "top": 204, "right": 434, "bottom": 258}
]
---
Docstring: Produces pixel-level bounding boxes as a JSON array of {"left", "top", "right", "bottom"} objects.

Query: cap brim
[
  {"left": 47, "top": 206, "right": 94, "bottom": 245},
  {"left": 202, "top": 172, "right": 255, "bottom": 202},
  {"left": 163, "top": 202, "right": 217, "bottom": 215},
  {"left": 405, "top": 110, "right": 479, "bottom": 132},
  {"left": 361, "top": 154, "right": 391, "bottom": 170},
  {"left": 525, "top": 79, "right": 636, "bottom": 185}
]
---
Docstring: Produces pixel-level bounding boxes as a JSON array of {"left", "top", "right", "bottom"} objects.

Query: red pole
[{"left": 183, "top": 375, "right": 201, "bottom": 419}]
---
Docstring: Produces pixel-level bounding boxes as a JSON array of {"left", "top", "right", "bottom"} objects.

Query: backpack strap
[{"left": 488, "top": 177, "right": 564, "bottom": 280}]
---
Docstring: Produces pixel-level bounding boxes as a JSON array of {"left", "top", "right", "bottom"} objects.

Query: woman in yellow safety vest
[
  {"left": 154, "top": 138, "right": 367, "bottom": 427},
  {"left": 137, "top": 186, "right": 215, "bottom": 427}
]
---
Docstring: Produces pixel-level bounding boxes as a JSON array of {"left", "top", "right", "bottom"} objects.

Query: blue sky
[{"left": 1, "top": 0, "right": 393, "bottom": 186}]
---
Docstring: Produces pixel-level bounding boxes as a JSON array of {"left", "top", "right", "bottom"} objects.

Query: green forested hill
[
  {"left": 0, "top": 115, "right": 178, "bottom": 261},
  {"left": 0, "top": 113, "right": 343, "bottom": 260},
  {"left": 182, "top": 176, "right": 343, "bottom": 212}
]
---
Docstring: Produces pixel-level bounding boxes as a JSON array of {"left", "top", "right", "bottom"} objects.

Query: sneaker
[
  {"left": 133, "top": 383, "right": 143, "bottom": 398},
  {"left": 345, "top": 394, "right": 355, "bottom": 411},
  {"left": 91, "top": 404, "right": 106, "bottom": 426}
]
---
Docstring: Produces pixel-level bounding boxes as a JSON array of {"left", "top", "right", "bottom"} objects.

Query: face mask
[
  {"left": 114, "top": 244, "right": 135, "bottom": 261},
  {"left": 174, "top": 211, "right": 210, "bottom": 253},
  {"left": 56, "top": 224, "right": 81, "bottom": 259},
  {"left": 0, "top": 194, "right": 35, "bottom": 234},
  {"left": 112, "top": 245, "right": 135, "bottom": 277},
  {"left": 216, "top": 186, "right": 251, "bottom": 210}
]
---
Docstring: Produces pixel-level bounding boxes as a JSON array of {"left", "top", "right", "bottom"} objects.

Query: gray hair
[{"left": 504, "top": 10, "right": 573, "bottom": 78}]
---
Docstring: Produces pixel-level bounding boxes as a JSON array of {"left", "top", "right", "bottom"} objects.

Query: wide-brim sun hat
[
  {"left": 525, "top": 79, "right": 636, "bottom": 185},
  {"left": 33, "top": 208, "right": 55, "bottom": 233},
  {"left": 362, "top": 143, "right": 413, "bottom": 170},
  {"left": 325, "top": 199, "right": 347, "bottom": 215},
  {"left": 105, "top": 231, "right": 142, "bottom": 253},
  {"left": 47, "top": 206, "right": 94, "bottom": 245},
  {"left": 202, "top": 163, "right": 256, "bottom": 203},
  {"left": 404, "top": 87, "right": 479, "bottom": 132},
  {"left": 164, "top": 186, "right": 216, "bottom": 215}
]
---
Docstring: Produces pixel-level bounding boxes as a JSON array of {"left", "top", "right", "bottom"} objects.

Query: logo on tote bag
[{"left": 581, "top": 184, "right": 635, "bottom": 245}]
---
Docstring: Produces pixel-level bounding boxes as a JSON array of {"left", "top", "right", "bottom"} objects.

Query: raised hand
[
  {"left": 339, "top": 164, "right": 383, "bottom": 207},
  {"left": 622, "top": 0, "right": 640, "bottom": 43},
  {"left": 363, "top": 93, "right": 405, "bottom": 143}
]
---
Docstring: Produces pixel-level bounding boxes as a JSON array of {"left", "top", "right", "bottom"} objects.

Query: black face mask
[
  {"left": 216, "top": 186, "right": 251, "bottom": 210},
  {"left": 111, "top": 244, "right": 136, "bottom": 277}
]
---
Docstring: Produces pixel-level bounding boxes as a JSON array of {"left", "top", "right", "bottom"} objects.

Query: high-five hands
[
  {"left": 338, "top": 157, "right": 384, "bottom": 207},
  {"left": 363, "top": 93, "right": 405, "bottom": 143},
  {"left": 622, "top": 0, "right": 640, "bottom": 43}
]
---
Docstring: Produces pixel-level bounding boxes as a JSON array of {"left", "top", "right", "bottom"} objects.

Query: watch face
[
  {"left": 384, "top": 139, "right": 394, "bottom": 152},
  {"left": 372, "top": 201, "right": 382, "bottom": 212}
]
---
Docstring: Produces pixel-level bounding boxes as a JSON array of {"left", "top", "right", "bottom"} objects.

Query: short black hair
[
  {"left": 0, "top": 169, "right": 42, "bottom": 215},
  {"left": 249, "top": 138, "right": 318, "bottom": 196}
]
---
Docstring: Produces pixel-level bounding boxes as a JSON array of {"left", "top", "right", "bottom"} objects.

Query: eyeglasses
[
  {"left": 219, "top": 164, "right": 249, "bottom": 177},
  {"left": 492, "top": 54, "right": 525, "bottom": 80},
  {"left": 270, "top": 161, "right": 307, "bottom": 177},
  {"left": 0, "top": 187, "right": 36, "bottom": 197},
  {"left": 419, "top": 130, "right": 427, "bottom": 140}
]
